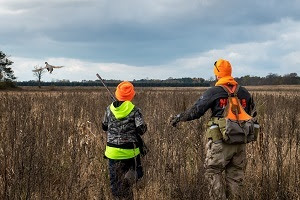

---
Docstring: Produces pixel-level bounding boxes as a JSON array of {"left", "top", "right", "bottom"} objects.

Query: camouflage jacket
[{"left": 102, "top": 102, "right": 147, "bottom": 149}]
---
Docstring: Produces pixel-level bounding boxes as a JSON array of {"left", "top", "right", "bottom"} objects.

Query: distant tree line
[
  {"left": 16, "top": 77, "right": 210, "bottom": 87},
  {"left": 234, "top": 73, "right": 300, "bottom": 86},
  {"left": 16, "top": 73, "right": 299, "bottom": 87}
]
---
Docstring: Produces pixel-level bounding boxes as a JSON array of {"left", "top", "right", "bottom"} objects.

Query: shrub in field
[{"left": 0, "top": 81, "right": 16, "bottom": 89}]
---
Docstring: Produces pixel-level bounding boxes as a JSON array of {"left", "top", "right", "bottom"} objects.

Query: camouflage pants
[{"left": 204, "top": 140, "right": 246, "bottom": 200}]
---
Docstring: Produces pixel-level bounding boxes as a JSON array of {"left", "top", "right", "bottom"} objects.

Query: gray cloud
[{"left": 1, "top": 0, "right": 300, "bottom": 81}]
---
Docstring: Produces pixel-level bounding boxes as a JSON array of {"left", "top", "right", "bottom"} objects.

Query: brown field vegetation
[{"left": 0, "top": 86, "right": 299, "bottom": 199}]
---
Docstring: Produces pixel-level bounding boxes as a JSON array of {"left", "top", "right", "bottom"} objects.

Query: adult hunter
[
  {"left": 102, "top": 81, "right": 147, "bottom": 200},
  {"left": 170, "top": 59, "right": 259, "bottom": 200}
]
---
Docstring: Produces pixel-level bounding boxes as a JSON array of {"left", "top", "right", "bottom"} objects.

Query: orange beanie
[
  {"left": 214, "top": 59, "right": 232, "bottom": 78},
  {"left": 115, "top": 81, "right": 135, "bottom": 101}
]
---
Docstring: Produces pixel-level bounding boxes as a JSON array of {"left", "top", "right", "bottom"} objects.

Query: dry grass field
[{"left": 0, "top": 85, "right": 299, "bottom": 200}]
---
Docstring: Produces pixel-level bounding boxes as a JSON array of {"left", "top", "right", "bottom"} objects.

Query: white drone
[{"left": 32, "top": 62, "right": 64, "bottom": 74}]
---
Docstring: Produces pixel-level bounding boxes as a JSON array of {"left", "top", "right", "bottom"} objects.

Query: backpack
[{"left": 210, "top": 85, "right": 259, "bottom": 144}]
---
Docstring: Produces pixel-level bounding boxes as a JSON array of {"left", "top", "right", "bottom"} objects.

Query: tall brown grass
[{"left": 0, "top": 86, "right": 299, "bottom": 199}]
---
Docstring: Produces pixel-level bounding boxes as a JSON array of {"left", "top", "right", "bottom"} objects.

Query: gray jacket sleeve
[
  {"left": 102, "top": 106, "right": 109, "bottom": 131},
  {"left": 179, "top": 88, "right": 216, "bottom": 121},
  {"left": 134, "top": 108, "right": 147, "bottom": 135}
]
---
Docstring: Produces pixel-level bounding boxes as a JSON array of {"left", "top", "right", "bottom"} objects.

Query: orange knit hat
[
  {"left": 115, "top": 81, "right": 135, "bottom": 101},
  {"left": 214, "top": 59, "right": 232, "bottom": 78}
]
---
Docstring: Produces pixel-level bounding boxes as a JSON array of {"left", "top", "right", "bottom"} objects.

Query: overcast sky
[{"left": 1, "top": 0, "right": 300, "bottom": 81}]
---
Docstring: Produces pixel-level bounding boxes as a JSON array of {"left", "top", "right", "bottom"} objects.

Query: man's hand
[{"left": 170, "top": 114, "right": 181, "bottom": 127}]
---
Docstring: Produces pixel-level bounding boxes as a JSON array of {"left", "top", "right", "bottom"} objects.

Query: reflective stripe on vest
[{"left": 105, "top": 146, "right": 140, "bottom": 160}]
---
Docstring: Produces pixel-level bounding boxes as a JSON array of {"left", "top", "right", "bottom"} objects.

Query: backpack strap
[
  {"left": 219, "top": 84, "right": 240, "bottom": 97},
  {"left": 233, "top": 85, "right": 240, "bottom": 96},
  {"left": 219, "top": 84, "right": 241, "bottom": 122}
]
